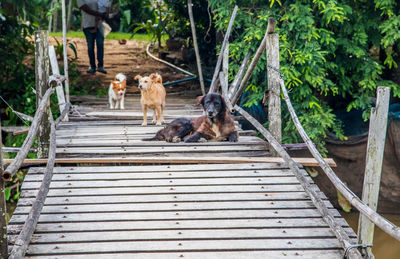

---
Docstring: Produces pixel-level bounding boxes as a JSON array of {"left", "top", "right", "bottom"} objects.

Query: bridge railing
[
  {"left": 210, "top": 13, "right": 399, "bottom": 259},
  {"left": 0, "top": 30, "right": 70, "bottom": 258}
]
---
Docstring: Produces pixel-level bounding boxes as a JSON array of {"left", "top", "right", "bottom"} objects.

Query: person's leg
[
  {"left": 83, "top": 28, "right": 96, "bottom": 72},
  {"left": 96, "top": 31, "right": 106, "bottom": 73}
]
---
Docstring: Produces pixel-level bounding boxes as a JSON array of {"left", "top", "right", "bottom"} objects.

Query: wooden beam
[
  {"left": 209, "top": 6, "right": 238, "bottom": 93},
  {"left": 0, "top": 116, "right": 8, "bottom": 258},
  {"left": 187, "top": 0, "right": 205, "bottom": 95},
  {"left": 35, "top": 30, "right": 51, "bottom": 158},
  {"left": 2, "top": 156, "right": 336, "bottom": 167},
  {"left": 358, "top": 86, "right": 390, "bottom": 256}
]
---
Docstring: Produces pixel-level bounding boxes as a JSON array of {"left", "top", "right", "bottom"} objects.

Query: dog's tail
[{"left": 141, "top": 136, "right": 160, "bottom": 141}]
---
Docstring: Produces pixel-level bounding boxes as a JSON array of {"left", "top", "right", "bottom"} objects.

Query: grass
[{"left": 49, "top": 31, "right": 167, "bottom": 42}]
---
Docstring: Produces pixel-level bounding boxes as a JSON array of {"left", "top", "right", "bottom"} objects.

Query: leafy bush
[{"left": 209, "top": 0, "right": 400, "bottom": 154}]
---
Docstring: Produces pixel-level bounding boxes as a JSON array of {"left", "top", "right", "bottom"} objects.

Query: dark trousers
[{"left": 83, "top": 27, "right": 104, "bottom": 69}]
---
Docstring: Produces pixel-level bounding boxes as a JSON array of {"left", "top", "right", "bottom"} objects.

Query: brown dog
[
  {"left": 134, "top": 73, "right": 166, "bottom": 125},
  {"left": 185, "top": 93, "right": 238, "bottom": 142},
  {"left": 143, "top": 93, "right": 238, "bottom": 143}
]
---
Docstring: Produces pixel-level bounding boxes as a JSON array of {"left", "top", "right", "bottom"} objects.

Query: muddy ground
[{"left": 56, "top": 37, "right": 203, "bottom": 96}]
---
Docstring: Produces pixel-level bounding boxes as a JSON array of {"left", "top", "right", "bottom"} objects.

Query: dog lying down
[{"left": 143, "top": 93, "right": 238, "bottom": 142}]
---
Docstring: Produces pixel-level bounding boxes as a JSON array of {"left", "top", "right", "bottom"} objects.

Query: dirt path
[{"left": 57, "top": 37, "right": 200, "bottom": 95}]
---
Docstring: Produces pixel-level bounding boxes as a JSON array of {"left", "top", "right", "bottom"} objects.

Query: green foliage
[
  {"left": 209, "top": 0, "right": 400, "bottom": 154},
  {"left": 53, "top": 37, "right": 78, "bottom": 61}
]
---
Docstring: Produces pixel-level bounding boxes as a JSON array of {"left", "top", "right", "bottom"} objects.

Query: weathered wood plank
[
  {"left": 4, "top": 157, "right": 337, "bottom": 167},
  {"left": 20, "top": 184, "right": 307, "bottom": 198},
  {"left": 21, "top": 176, "right": 305, "bottom": 189},
  {"left": 24, "top": 239, "right": 346, "bottom": 255},
  {"left": 8, "top": 218, "right": 351, "bottom": 234},
  {"left": 24, "top": 250, "right": 344, "bottom": 259},
  {"left": 9, "top": 208, "right": 342, "bottom": 224},
  {"left": 23, "top": 169, "right": 300, "bottom": 181},
  {"left": 26, "top": 163, "right": 291, "bottom": 173},
  {"left": 9, "top": 228, "right": 355, "bottom": 244},
  {"left": 55, "top": 145, "right": 268, "bottom": 154},
  {"left": 16, "top": 192, "right": 318, "bottom": 206},
  {"left": 13, "top": 200, "right": 333, "bottom": 214}
]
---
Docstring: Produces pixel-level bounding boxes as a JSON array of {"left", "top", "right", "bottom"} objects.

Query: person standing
[{"left": 77, "top": 0, "right": 108, "bottom": 74}]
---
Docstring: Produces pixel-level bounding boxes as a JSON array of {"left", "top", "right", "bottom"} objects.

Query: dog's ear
[
  {"left": 134, "top": 75, "right": 142, "bottom": 81},
  {"left": 196, "top": 95, "right": 205, "bottom": 106},
  {"left": 149, "top": 73, "right": 162, "bottom": 84}
]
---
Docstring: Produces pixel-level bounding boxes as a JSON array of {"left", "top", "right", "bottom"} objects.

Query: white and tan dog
[
  {"left": 134, "top": 73, "right": 166, "bottom": 125},
  {"left": 108, "top": 73, "right": 127, "bottom": 109}
]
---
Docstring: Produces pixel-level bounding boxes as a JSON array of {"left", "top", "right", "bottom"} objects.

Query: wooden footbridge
[
  {"left": 2, "top": 16, "right": 400, "bottom": 259},
  {"left": 6, "top": 95, "right": 356, "bottom": 259}
]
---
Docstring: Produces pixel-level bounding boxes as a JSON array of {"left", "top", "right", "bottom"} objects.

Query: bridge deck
[{"left": 8, "top": 95, "right": 355, "bottom": 258}]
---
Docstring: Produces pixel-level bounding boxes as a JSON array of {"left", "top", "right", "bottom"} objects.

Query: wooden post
[
  {"left": 62, "top": 0, "right": 70, "bottom": 106},
  {"left": 0, "top": 116, "right": 8, "bottom": 258},
  {"left": 264, "top": 18, "right": 281, "bottom": 156},
  {"left": 35, "top": 30, "right": 51, "bottom": 158},
  {"left": 358, "top": 86, "right": 391, "bottom": 256},
  {"left": 208, "top": 5, "right": 238, "bottom": 93},
  {"left": 187, "top": 0, "right": 206, "bottom": 95}
]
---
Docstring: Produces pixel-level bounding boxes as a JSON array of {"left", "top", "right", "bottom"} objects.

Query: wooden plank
[
  {"left": 26, "top": 163, "right": 291, "bottom": 173},
  {"left": 9, "top": 228, "right": 354, "bottom": 244},
  {"left": 55, "top": 146, "right": 268, "bottom": 155},
  {"left": 13, "top": 200, "right": 333, "bottom": 214},
  {"left": 24, "top": 250, "right": 344, "bottom": 259},
  {"left": 8, "top": 218, "right": 352, "bottom": 234},
  {"left": 20, "top": 176, "right": 304, "bottom": 189},
  {"left": 24, "top": 239, "right": 345, "bottom": 255},
  {"left": 9, "top": 208, "right": 342, "bottom": 224},
  {"left": 85, "top": 111, "right": 201, "bottom": 119},
  {"left": 20, "top": 184, "right": 308, "bottom": 198},
  {"left": 16, "top": 192, "right": 318, "bottom": 206},
  {"left": 23, "top": 169, "right": 299, "bottom": 181},
  {"left": 3, "top": 157, "right": 337, "bottom": 167}
]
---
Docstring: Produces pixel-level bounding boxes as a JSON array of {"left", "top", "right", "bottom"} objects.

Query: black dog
[
  {"left": 143, "top": 93, "right": 238, "bottom": 143},
  {"left": 185, "top": 93, "right": 238, "bottom": 142},
  {"left": 142, "top": 117, "right": 193, "bottom": 142}
]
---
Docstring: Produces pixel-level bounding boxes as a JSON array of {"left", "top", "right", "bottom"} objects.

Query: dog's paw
[
  {"left": 172, "top": 136, "right": 181, "bottom": 143},
  {"left": 198, "top": 138, "right": 207, "bottom": 143},
  {"left": 141, "top": 122, "right": 147, "bottom": 126},
  {"left": 156, "top": 122, "right": 162, "bottom": 126}
]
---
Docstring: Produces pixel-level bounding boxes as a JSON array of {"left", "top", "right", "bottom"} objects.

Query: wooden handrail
[
  {"left": 2, "top": 87, "right": 54, "bottom": 181},
  {"left": 235, "top": 105, "right": 363, "bottom": 259},
  {"left": 208, "top": 5, "right": 238, "bottom": 93},
  {"left": 279, "top": 78, "right": 400, "bottom": 242},
  {"left": 55, "top": 102, "right": 71, "bottom": 126},
  {"left": 8, "top": 111, "right": 57, "bottom": 259}
]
